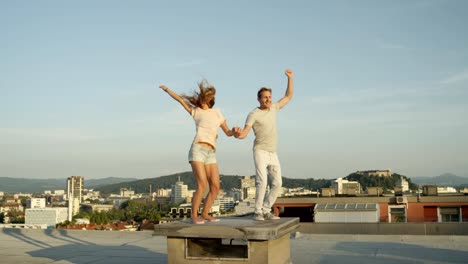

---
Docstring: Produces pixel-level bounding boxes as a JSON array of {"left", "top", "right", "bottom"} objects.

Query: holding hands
[{"left": 232, "top": 127, "right": 241, "bottom": 138}]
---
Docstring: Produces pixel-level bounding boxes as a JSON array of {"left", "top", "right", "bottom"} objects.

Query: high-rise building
[
  {"left": 67, "top": 176, "right": 84, "bottom": 221},
  {"left": 240, "top": 176, "right": 256, "bottom": 200},
  {"left": 171, "top": 176, "right": 188, "bottom": 204}
]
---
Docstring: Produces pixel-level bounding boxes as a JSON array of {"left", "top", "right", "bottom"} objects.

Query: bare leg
[
  {"left": 201, "top": 163, "right": 220, "bottom": 221},
  {"left": 190, "top": 161, "right": 208, "bottom": 223}
]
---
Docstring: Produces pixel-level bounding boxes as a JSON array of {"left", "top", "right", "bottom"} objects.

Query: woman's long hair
[{"left": 182, "top": 79, "right": 216, "bottom": 108}]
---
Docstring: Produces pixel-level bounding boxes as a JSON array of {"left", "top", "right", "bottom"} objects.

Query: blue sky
[{"left": 1, "top": 1, "right": 467, "bottom": 180}]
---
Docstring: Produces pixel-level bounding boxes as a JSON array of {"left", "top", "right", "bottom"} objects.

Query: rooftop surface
[
  {"left": 153, "top": 217, "right": 300, "bottom": 240},
  {"left": 1, "top": 228, "right": 468, "bottom": 264}
]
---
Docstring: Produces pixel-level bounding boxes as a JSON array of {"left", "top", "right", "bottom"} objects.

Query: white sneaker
[
  {"left": 253, "top": 213, "right": 265, "bottom": 221},
  {"left": 263, "top": 212, "right": 280, "bottom": 220}
]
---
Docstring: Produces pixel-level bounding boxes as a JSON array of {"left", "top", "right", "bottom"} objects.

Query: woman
[{"left": 159, "top": 80, "right": 234, "bottom": 224}]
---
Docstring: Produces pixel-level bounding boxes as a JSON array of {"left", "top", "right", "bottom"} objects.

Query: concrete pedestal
[{"left": 154, "top": 217, "right": 299, "bottom": 264}]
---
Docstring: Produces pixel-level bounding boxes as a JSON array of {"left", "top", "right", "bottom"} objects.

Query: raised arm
[
  {"left": 277, "top": 69, "right": 294, "bottom": 109},
  {"left": 159, "top": 85, "right": 192, "bottom": 114}
]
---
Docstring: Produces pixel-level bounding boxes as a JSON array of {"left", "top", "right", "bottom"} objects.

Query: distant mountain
[
  {"left": 93, "top": 172, "right": 333, "bottom": 195},
  {"left": 0, "top": 177, "right": 138, "bottom": 194},
  {"left": 86, "top": 177, "right": 138, "bottom": 188},
  {"left": 0, "top": 177, "right": 65, "bottom": 193},
  {"left": 411, "top": 173, "right": 468, "bottom": 186},
  {"left": 93, "top": 172, "right": 245, "bottom": 194},
  {"left": 0, "top": 173, "right": 334, "bottom": 195}
]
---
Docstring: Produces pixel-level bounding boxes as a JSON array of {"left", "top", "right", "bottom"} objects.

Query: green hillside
[
  {"left": 93, "top": 172, "right": 245, "bottom": 194},
  {"left": 1, "top": 171, "right": 422, "bottom": 195},
  {"left": 93, "top": 172, "right": 334, "bottom": 194},
  {"left": 344, "top": 172, "right": 418, "bottom": 191}
]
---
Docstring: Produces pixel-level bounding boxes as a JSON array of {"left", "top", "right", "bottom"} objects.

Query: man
[{"left": 234, "top": 69, "right": 294, "bottom": 221}]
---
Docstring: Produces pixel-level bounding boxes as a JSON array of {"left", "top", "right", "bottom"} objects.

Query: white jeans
[{"left": 253, "top": 149, "right": 282, "bottom": 215}]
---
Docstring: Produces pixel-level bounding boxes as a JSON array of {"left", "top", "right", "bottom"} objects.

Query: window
[
  {"left": 388, "top": 206, "right": 406, "bottom": 223},
  {"left": 438, "top": 207, "right": 460, "bottom": 222}
]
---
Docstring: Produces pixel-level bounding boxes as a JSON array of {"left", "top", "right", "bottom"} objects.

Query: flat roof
[
  {"left": 1, "top": 227, "right": 468, "bottom": 263},
  {"left": 276, "top": 195, "right": 468, "bottom": 204},
  {"left": 315, "top": 203, "right": 378, "bottom": 211},
  {"left": 153, "top": 217, "right": 299, "bottom": 240}
]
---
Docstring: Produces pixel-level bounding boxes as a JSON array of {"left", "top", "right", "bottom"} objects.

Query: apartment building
[
  {"left": 25, "top": 207, "right": 68, "bottom": 228},
  {"left": 67, "top": 176, "right": 84, "bottom": 221}
]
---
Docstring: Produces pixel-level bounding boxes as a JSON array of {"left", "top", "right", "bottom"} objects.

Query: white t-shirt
[{"left": 245, "top": 103, "right": 279, "bottom": 152}]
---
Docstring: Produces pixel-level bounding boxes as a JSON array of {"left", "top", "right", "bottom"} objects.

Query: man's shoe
[
  {"left": 263, "top": 212, "right": 280, "bottom": 220},
  {"left": 253, "top": 213, "right": 265, "bottom": 221}
]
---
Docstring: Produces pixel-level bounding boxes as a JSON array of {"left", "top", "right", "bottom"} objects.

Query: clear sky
[{"left": 1, "top": 1, "right": 467, "bottom": 180}]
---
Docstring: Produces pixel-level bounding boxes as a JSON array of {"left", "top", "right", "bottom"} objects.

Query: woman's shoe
[{"left": 191, "top": 218, "right": 206, "bottom": 224}]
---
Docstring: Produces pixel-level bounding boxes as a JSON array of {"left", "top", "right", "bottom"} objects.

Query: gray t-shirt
[{"left": 245, "top": 103, "right": 280, "bottom": 152}]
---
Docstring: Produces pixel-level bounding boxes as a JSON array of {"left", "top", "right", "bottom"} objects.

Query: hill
[
  {"left": 86, "top": 177, "right": 138, "bottom": 187},
  {"left": 0, "top": 177, "right": 138, "bottom": 194},
  {"left": 93, "top": 172, "right": 334, "bottom": 194},
  {"left": 411, "top": 173, "right": 468, "bottom": 186},
  {"left": 344, "top": 172, "right": 418, "bottom": 191},
  {"left": 93, "top": 172, "right": 245, "bottom": 194},
  {"left": 0, "top": 177, "right": 65, "bottom": 194},
  {"left": 3, "top": 173, "right": 329, "bottom": 194}
]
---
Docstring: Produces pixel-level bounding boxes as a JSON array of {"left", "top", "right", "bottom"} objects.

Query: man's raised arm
[{"left": 277, "top": 69, "right": 294, "bottom": 109}]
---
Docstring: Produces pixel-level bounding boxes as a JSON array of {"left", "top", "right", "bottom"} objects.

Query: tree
[
  {"left": 90, "top": 211, "right": 110, "bottom": 225},
  {"left": 19, "top": 197, "right": 28, "bottom": 207},
  {"left": 73, "top": 211, "right": 91, "bottom": 221},
  {"left": 82, "top": 199, "right": 163, "bottom": 225},
  {"left": 8, "top": 208, "right": 25, "bottom": 224},
  {"left": 57, "top": 220, "right": 71, "bottom": 227},
  {"left": 143, "top": 201, "right": 161, "bottom": 221}
]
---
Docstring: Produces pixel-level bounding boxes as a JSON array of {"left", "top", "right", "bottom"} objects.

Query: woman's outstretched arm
[
  {"left": 220, "top": 120, "right": 234, "bottom": 137},
  {"left": 159, "top": 85, "right": 192, "bottom": 114}
]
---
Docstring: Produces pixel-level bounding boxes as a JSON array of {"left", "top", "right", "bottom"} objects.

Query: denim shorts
[{"left": 188, "top": 143, "right": 217, "bottom": 164}]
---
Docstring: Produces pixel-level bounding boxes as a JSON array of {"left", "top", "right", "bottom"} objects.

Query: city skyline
[
  {"left": 2, "top": 1, "right": 468, "bottom": 179},
  {"left": 0, "top": 170, "right": 467, "bottom": 181}
]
